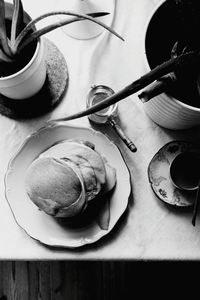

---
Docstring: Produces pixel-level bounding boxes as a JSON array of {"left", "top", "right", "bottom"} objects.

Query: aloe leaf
[
  {"left": 48, "top": 51, "right": 199, "bottom": 123},
  {"left": 138, "top": 73, "right": 177, "bottom": 102},
  {"left": 0, "top": 0, "right": 12, "bottom": 57},
  {"left": 18, "top": 16, "right": 113, "bottom": 52},
  {"left": 16, "top": 12, "right": 109, "bottom": 46},
  {"left": 13, "top": 11, "right": 124, "bottom": 53},
  {"left": 16, "top": 12, "right": 109, "bottom": 45},
  {"left": 11, "top": 0, "right": 24, "bottom": 45},
  {"left": 0, "top": 47, "right": 13, "bottom": 62}
]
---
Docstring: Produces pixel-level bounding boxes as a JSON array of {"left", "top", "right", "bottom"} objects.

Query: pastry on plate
[{"left": 25, "top": 139, "right": 116, "bottom": 220}]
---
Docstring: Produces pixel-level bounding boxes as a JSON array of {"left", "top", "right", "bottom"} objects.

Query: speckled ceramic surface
[{"left": 148, "top": 141, "right": 200, "bottom": 207}]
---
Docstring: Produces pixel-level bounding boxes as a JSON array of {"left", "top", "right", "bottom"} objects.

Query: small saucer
[
  {"left": 0, "top": 38, "right": 69, "bottom": 119},
  {"left": 148, "top": 141, "right": 200, "bottom": 207}
]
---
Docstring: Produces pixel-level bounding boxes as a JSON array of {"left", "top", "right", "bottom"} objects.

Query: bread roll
[
  {"left": 25, "top": 157, "right": 86, "bottom": 218},
  {"left": 40, "top": 140, "right": 106, "bottom": 201},
  {"left": 25, "top": 140, "right": 116, "bottom": 219}
]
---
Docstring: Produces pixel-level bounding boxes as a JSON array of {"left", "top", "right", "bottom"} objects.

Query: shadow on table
[{"left": 40, "top": 190, "right": 133, "bottom": 254}]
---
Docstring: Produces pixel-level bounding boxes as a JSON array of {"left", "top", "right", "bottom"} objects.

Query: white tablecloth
[{"left": 1, "top": 0, "right": 200, "bottom": 260}]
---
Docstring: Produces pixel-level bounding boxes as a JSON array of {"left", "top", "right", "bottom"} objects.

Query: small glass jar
[{"left": 86, "top": 85, "right": 118, "bottom": 124}]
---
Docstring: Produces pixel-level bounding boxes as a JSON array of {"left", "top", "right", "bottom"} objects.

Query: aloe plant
[
  {"left": 0, "top": 0, "right": 123, "bottom": 64},
  {"left": 49, "top": 50, "right": 199, "bottom": 123},
  {"left": 138, "top": 0, "right": 200, "bottom": 103},
  {"left": 50, "top": 0, "right": 200, "bottom": 122}
]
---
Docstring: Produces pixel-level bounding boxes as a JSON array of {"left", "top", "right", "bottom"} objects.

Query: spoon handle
[
  {"left": 192, "top": 179, "right": 200, "bottom": 226},
  {"left": 108, "top": 117, "right": 137, "bottom": 152}
]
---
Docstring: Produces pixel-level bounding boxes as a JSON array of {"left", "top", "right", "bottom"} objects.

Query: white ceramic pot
[
  {"left": 0, "top": 37, "right": 46, "bottom": 100},
  {"left": 142, "top": 0, "right": 200, "bottom": 130}
]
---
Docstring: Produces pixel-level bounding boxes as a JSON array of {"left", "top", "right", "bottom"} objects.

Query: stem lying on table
[{"left": 50, "top": 51, "right": 200, "bottom": 123}]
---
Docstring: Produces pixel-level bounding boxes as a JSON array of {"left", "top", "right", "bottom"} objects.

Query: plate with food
[{"left": 5, "top": 123, "right": 131, "bottom": 248}]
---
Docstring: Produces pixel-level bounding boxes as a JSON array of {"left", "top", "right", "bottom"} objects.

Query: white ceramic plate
[{"left": 5, "top": 123, "right": 131, "bottom": 248}]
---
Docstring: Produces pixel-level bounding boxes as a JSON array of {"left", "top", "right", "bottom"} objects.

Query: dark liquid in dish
[{"left": 170, "top": 152, "right": 200, "bottom": 190}]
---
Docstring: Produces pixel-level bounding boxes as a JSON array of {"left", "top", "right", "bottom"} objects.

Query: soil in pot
[
  {"left": 0, "top": 19, "right": 37, "bottom": 78},
  {"left": 145, "top": 0, "right": 200, "bottom": 108}
]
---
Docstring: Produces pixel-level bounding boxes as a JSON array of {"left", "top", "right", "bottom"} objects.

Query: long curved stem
[{"left": 49, "top": 51, "right": 199, "bottom": 123}]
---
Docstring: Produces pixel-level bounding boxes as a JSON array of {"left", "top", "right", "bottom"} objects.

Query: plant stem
[
  {"left": 49, "top": 51, "right": 199, "bottom": 123},
  {"left": 138, "top": 73, "right": 177, "bottom": 103}
]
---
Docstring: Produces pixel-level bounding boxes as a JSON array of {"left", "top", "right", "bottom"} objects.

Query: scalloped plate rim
[
  {"left": 147, "top": 140, "right": 200, "bottom": 207},
  {"left": 4, "top": 123, "right": 131, "bottom": 248}
]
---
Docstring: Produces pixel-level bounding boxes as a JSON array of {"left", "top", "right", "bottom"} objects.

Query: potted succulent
[
  {"left": 140, "top": 0, "right": 200, "bottom": 130},
  {"left": 0, "top": 0, "right": 123, "bottom": 100},
  {"left": 56, "top": 0, "right": 200, "bottom": 130}
]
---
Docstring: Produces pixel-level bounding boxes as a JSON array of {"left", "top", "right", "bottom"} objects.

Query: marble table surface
[{"left": 1, "top": 0, "right": 200, "bottom": 260}]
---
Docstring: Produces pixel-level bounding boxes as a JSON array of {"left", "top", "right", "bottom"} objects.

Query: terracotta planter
[
  {"left": 142, "top": 0, "right": 200, "bottom": 130},
  {"left": 0, "top": 2, "right": 46, "bottom": 100}
]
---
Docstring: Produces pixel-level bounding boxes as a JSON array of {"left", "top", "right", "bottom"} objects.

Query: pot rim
[
  {"left": 143, "top": 0, "right": 200, "bottom": 113},
  {"left": 0, "top": 38, "right": 41, "bottom": 82}
]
